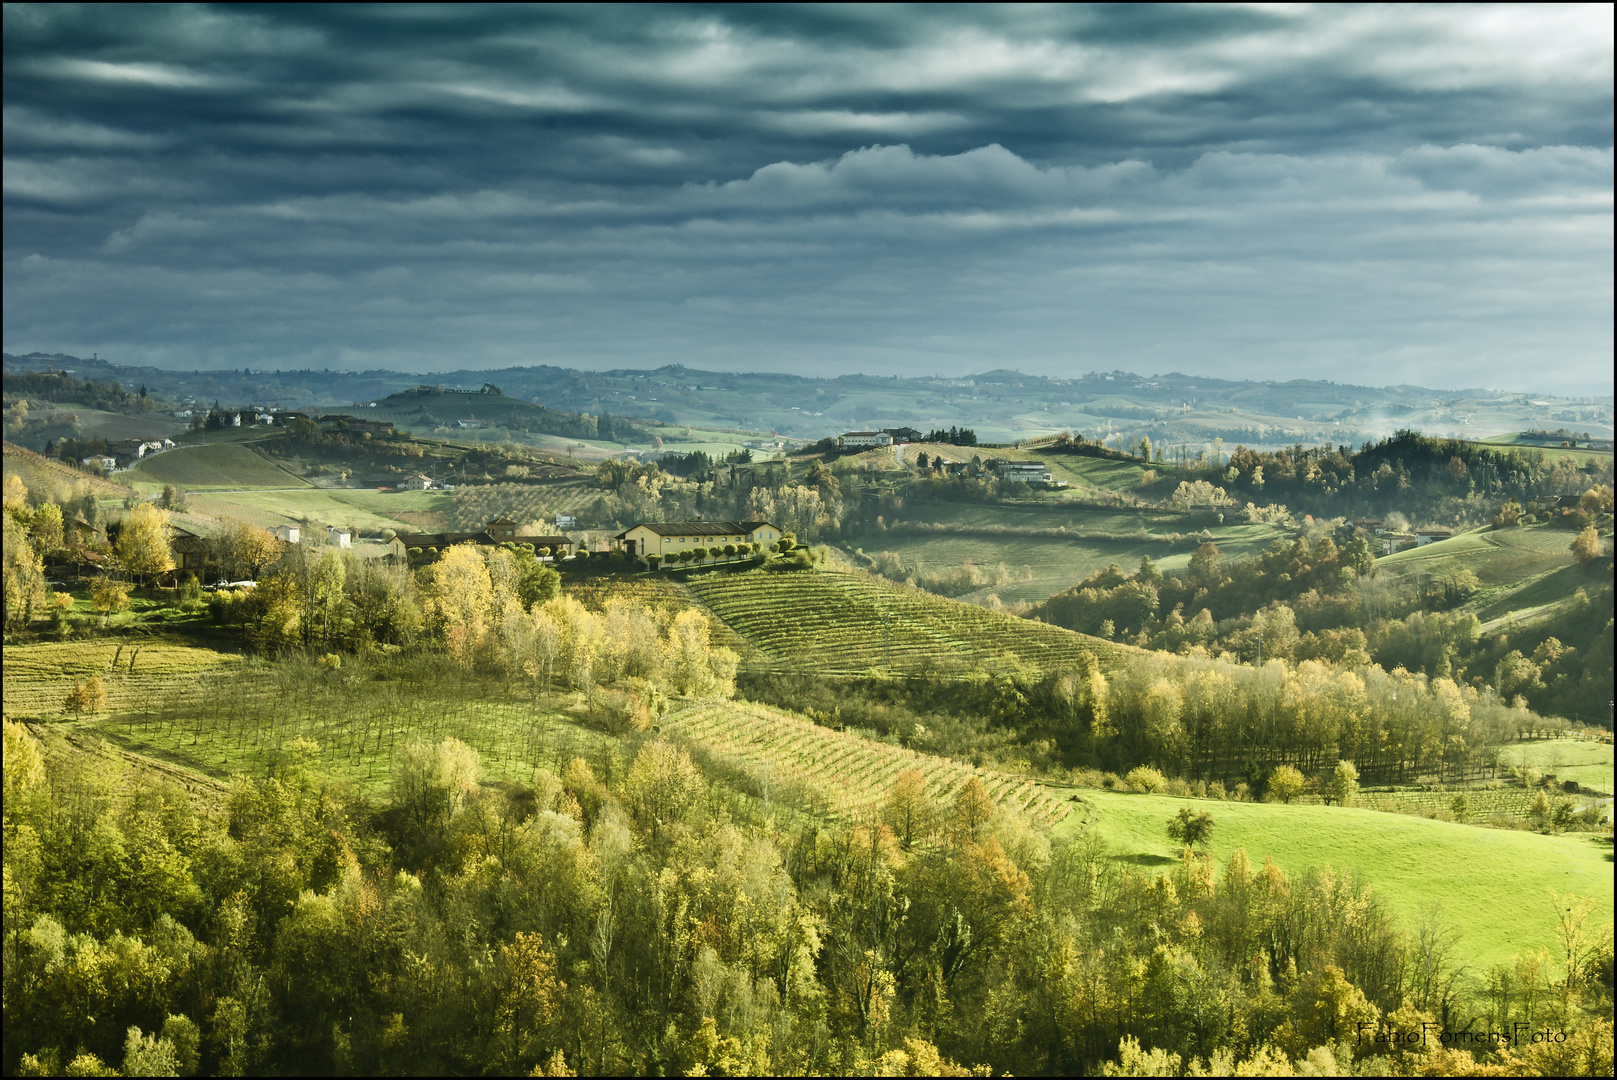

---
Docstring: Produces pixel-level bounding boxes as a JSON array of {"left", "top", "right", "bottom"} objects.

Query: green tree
[
  {"left": 1166, "top": 807, "right": 1215, "bottom": 849},
  {"left": 1328, "top": 760, "right": 1360, "bottom": 807},
  {"left": 1267, "top": 764, "right": 1306, "bottom": 804}
]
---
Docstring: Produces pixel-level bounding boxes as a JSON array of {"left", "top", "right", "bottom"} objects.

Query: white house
[
  {"left": 326, "top": 525, "right": 352, "bottom": 549},
  {"left": 555, "top": 513, "right": 576, "bottom": 529},
  {"left": 397, "top": 474, "right": 432, "bottom": 490},
  {"left": 82, "top": 455, "right": 118, "bottom": 471},
  {"left": 275, "top": 525, "right": 300, "bottom": 544},
  {"left": 838, "top": 431, "right": 893, "bottom": 448}
]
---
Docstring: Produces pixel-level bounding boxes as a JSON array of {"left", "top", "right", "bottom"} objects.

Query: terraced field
[
  {"left": 3, "top": 440, "right": 129, "bottom": 498},
  {"left": 2, "top": 639, "right": 241, "bottom": 718},
  {"left": 680, "top": 568, "right": 1127, "bottom": 673},
  {"left": 667, "top": 699, "right": 1072, "bottom": 827},
  {"left": 564, "top": 576, "right": 762, "bottom": 660}
]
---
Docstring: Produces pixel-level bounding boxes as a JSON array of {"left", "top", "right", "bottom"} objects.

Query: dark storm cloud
[{"left": 3, "top": 4, "right": 1612, "bottom": 391}]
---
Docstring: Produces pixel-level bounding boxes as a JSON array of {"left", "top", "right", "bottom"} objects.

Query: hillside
[
  {"left": 1059, "top": 788, "right": 1612, "bottom": 974},
  {"left": 128, "top": 442, "right": 311, "bottom": 489},
  {"left": 2, "top": 440, "right": 129, "bottom": 498},
  {"left": 678, "top": 566, "right": 1129, "bottom": 674},
  {"left": 1379, "top": 522, "right": 1585, "bottom": 627}
]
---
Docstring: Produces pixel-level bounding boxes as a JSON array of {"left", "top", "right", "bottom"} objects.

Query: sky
[{"left": 3, "top": 4, "right": 1612, "bottom": 394}]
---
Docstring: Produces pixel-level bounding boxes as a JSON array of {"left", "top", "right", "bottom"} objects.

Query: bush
[{"left": 1124, "top": 765, "right": 1166, "bottom": 793}]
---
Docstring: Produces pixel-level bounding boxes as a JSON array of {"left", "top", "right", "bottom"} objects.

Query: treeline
[
  {"left": 5, "top": 720, "right": 1610, "bottom": 1077},
  {"left": 923, "top": 426, "right": 978, "bottom": 445},
  {"left": 1029, "top": 522, "right": 1615, "bottom": 728},
  {"left": 453, "top": 458, "right": 853, "bottom": 542},
  {"left": 1202, "top": 430, "right": 1614, "bottom": 525},
  {"left": 2, "top": 369, "right": 165, "bottom": 413},
  {"left": 744, "top": 638, "right": 1542, "bottom": 786},
  {"left": 210, "top": 541, "right": 738, "bottom": 706}
]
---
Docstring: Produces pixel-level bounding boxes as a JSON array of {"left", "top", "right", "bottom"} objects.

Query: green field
[
  {"left": 1499, "top": 738, "right": 1615, "bottom": 794},
  {"left": 183, "top": 486, "right": 454, "bottom": 533},
  {"left": 1380, "top": 523, "right": 1588, "bottom": 627},
  {"left": 24, "top": 403, "right": 188, "bottom": 442},
  {"left": 129, "top": 442, "right": 311, "bottom": 489},
  {"left": 678, "top": 567, "right": 1129, "bottom": 673},
  {"left": 868, "top": 499, "right": 1284, "bottom": 604},
  {"left": 1056, "top": 788, "right": 1613, "bottom": 973}
]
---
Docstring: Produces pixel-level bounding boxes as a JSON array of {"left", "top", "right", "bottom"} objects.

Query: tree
[
  {"left": 1166, "top": 807, "right": 1215, "bottom": 849},
  {"left": 3, "top": 515, "right": 46, "bottom": 628},
  {"left": 30, "top": 502, "right": 64, "bottom": 554},
  {"left": 212, "top": 519, "right": 281, "bottom": 580},
  {"left": 1328, "top": 760, "right": 1360, "bottom": 807},
  {"left": 1188, "top": 542, "right": 1222, "bottom": 580},
  {"left": 646, "top": 554, "right": 661, "bottom": 571},
  {"left": 884, "top": 770, "right": 934, "bottom": 848},
  {"left": 1267, "top": 764, "right": 1306, "bottom": 804},
  {"left": 116, "top": 502, "right": 174, "bottom": 582},
  {"left": 1570, "top": 525, "right": 1601, "bottom": 566},
  {"left": 63, "top": 675, "right": 107, "bottom": 718},
  {"left": 92, "top": 577, "right": 132, "bottom": 626},
  {"left": 950, "top": 776, "right": 995, "bottom": 842}
]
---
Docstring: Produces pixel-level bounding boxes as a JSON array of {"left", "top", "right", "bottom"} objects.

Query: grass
[
  {"left": 1499, "top": 739, "right": 1615, "bottom": 794},
  {"left": 2, "top": 638, "right": 242, "bottom": 719},
  {"left": 23, "top": 404, "right": 188, "bottom": 443},
  {"left": 679, "top": 566, "right": 1129, "bottom": 674},
  {"left": 868, "top": 500, "right": 1284, "bottom": 603},
  {"left": 1055, "top": 788, "right": 1614, "bottom": 973},
  {"left": 129, "top": 443, "right": 310, "bottom": 489},
  {"left": 1380, "top": 523, "right": 1584, "bottom": 624},
  {"left": 184, "top": 487, "right": 454, "bottom": 533}
]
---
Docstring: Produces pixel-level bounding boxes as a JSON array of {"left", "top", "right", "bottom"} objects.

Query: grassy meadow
[
  {"left": 1498, "top": 738, "right": 1616, "bottom": 794},
  {"left": 129, "top": 442, "right": 311, "bottom": 489},
  {"left": 1056, "top": 788, "right": 1614, "bottom": 974}
]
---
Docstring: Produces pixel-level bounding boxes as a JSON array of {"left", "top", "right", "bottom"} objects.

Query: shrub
[{"left": 1124, "top": 765, "right": 1166, "bottom": 794}]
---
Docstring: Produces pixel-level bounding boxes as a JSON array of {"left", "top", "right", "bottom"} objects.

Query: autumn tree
[
  {"left": 884, "top": 770, "right": 934, "bottom": 849},
  {"left": 116, "top": 501, "right": 174, "bottom": 582},
  {"left": 212, "top": 518, "right": 281, "bottom": 579},
  {"left": 949, "top": 776, "right": 995, "bottom": 843},
  {"left": 3, "top": 514, "right": 46, "bottom": 628},
  {"left": 63, "top": 675, "right": 107, "bottom": 718},
  {"left": 1327, "top": 760, "right": 1360, "bottom": 807},
  {"left": 1570, "top": 525, "right": 1602, "bottom": 566}
]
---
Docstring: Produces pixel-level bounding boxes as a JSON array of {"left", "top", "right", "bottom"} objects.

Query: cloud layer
[{"left": 3, "top": 4, "right": 1611, "bottom": 391}]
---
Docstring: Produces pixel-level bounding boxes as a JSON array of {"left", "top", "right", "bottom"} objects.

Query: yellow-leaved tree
[{"left": 116, "top": 501, "right": 174, "bottom": 583}]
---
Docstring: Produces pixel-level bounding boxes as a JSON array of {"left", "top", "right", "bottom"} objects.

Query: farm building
[
  {"left": 838, "top": 431, "right": 893, "bottom": 448},
  {"left": 988, "top": 458, "right": 1053, "bottom": 483},
  {"left": 325, "top": 525, "right": 352, "bottom": 549},
  {"left": 613, "top": 520, "right": 781, "bottom": 560},
  {"left": 274, "top": 525, "right": 300, "bottom": 544},
  {"left": 387, "top": 520, "right": 575, "bottom": 560},
  {"left": 1414, "top": 528, "right": 1452, "bottom": 546},
  {"left": 882, "top": 427, "right": 924, "bottom": 443},
  {"left": 397, "top": 474, "right": 433, "bottom": 490},
  {"left": 171, "top": 526, "right": 212, "bottom": 573}
]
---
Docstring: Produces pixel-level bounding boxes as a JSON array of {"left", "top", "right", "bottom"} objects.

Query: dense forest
[{"left": 6, "top": 716, "right": 1611, "bottom": 1078}]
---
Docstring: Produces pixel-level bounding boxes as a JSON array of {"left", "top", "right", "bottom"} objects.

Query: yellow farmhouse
[{"left": 614, "top": 520, "right": 781, "bottom": 560}]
